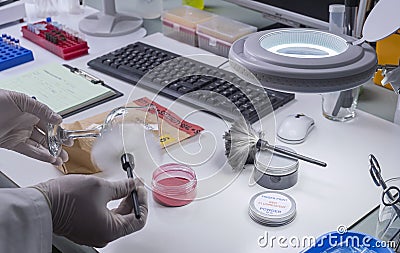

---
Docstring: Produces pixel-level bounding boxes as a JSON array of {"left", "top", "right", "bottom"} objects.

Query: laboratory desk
[{"left": 1, "top": 6, "right": 400, "bottom": 253}]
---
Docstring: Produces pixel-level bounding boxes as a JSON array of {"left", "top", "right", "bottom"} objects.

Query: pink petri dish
[{"left": 152, "top": 163, "right": 197, "bottom": 207}]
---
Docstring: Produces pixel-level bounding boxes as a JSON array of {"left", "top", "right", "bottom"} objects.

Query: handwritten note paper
[{"left": 0, "top": 64, "right": 115, "bottom": 115}]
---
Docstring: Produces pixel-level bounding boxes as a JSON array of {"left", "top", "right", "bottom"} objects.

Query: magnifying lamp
[
  {"left": 353, "top": 0, "right": 400, "bottom": 46},
  {"left": 228, "top": 0, "right": 400, "bottom": 94},
  {"left": 229, "top": 29, "right": 376, "bottom": 93}
]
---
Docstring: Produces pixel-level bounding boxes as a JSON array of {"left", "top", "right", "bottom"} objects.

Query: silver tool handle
[{"left": 258, "top": 140, "right": 327, "bottom": 167}]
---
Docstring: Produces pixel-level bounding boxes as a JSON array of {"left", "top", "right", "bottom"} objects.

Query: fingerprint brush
[{"left": 223, "top": 120, "right": 327, "bottom": 170}]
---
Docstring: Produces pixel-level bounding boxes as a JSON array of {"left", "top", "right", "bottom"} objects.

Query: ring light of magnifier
[{"left": 229, "top": 29, "right": 377, "bottom": 93}]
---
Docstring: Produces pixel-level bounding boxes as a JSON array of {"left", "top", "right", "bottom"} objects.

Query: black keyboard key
[
  {"left": 168, "top": 83, "right": 182, "bottom": 91},
  {"left": 177, "top": 81, "right": 198, "bottom": 90},
  {"left": 178, "top": 86, "right": 192, "bottom": 93},
  {"left": 118, "top": 65, "right": 147, "bottom": 77},
  {"left": 203, "top": 83, "right": 218, "bottom": 91}
]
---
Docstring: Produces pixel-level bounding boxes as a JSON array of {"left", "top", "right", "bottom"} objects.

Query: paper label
[
  {"left": 209, "top": 37, "right": 217, "bottom": 47},
  {"left": 173, "top": 23, "right": 180, "bottom": 31},
  {"left": 134, "top": 97, "right": 204, "bottom": 136},
  {"left": 159, "top": 134, "right": 177, "bottom": 146},
  {"left": 254, "top": 193, "right": 292, "bottom": 216}
]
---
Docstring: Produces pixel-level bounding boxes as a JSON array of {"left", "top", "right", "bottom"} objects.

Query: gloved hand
[
  {"left": 0, "top": 89, "right": 68, "bottom": 166},
  {"left": 33, "top": 175, "right": 148, "bottom": 247}
]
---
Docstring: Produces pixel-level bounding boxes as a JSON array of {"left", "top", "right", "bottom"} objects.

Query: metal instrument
[{"left": 369, "top": 154, "right": 400, "bottom": 250}]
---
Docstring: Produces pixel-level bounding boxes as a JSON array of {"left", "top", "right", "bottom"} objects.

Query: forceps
[
  {"left": 369, "top": 154, "right": 400, "bottom": 249},
  {"left": 369, "top": 154, "right": 400, "bottom": 214}
]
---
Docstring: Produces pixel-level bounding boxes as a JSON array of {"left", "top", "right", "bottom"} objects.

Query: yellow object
[
  {"left": 159, "top": 134, "right": 177, "bottom": 146},
  {"left": 182, "top": 0, "right": 204, "bottom": 10},
  {"left": 373, "top": 31, "right": 400, "bottom": 90}
]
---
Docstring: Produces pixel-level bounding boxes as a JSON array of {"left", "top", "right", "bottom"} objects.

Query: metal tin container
[
  {"left": 248, "top": 191, "right": 296, "bottom": 226},
  {"left": 254, "top": 146, "right": 299, "bottom": 190}
]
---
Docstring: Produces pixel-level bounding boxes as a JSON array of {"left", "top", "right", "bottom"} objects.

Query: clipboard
[
  {"left": 60, "top": 64, "right": 123, "bottom": 118},
  {"left": 0, "top": 63, "right": 123, "bottom": 118}
]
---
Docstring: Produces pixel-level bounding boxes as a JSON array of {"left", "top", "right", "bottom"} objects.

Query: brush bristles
[{"left": 223, "top": 120, "right": 261, "bottom": 170}]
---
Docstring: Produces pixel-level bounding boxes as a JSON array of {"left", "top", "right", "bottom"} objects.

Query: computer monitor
[
  {"left": 79, "top": 0, "right": 142, "bottom": 37},
  {"left": 224, "top": 0, "right": 344, "bottom": 30}
]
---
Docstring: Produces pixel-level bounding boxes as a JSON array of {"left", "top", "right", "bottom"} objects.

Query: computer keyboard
[{"left": 87, "top": 42, "right": 294, "bottom": 123}]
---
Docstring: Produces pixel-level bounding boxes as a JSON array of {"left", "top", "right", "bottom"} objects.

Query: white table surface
[{"left": 1, "top": 8, "right": 400, "bottom": 253}]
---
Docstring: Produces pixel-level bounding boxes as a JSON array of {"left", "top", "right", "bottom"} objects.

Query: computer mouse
[{"left": 277, "top": 114, "right": 315, "bottom": 144}]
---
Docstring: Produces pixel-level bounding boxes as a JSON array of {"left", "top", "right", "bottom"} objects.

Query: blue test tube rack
[{"left": 0, "top": 34, "right": 34, "bottom": 71}]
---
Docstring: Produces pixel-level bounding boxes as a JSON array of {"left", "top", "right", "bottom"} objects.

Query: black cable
[
  {"left": 216, "top": 60, "right": 229, "bottom": 69},
  {"left": 0, "top": 0, "right": 19, "bottom": 8}
]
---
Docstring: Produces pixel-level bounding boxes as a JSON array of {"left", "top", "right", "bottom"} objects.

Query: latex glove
[
  {"left": 33, "top": 175, "right": 148, "bottom": 247},
  {"left": 0, "top": 89, "right": 68, "bottom": 165}
]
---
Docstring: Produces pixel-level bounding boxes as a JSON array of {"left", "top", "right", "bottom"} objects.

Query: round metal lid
[
  {"left": 255, "top": 147, "right": 299, "bottom": 176},
  {"left": 249, "top": 191, "right": 296, "bottom": 226},
  {"left": 229, "top": 28, "right": 377, "bottom": 93}
]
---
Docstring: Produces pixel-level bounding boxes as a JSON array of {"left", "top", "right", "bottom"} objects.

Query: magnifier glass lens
[{"left": 259, "top": 30, "right": 349, "bottom": 58}]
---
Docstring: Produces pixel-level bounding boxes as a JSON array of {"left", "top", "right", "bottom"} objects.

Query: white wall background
[{"left": 85, "top": 0, "right": 138, "bottom": 11}]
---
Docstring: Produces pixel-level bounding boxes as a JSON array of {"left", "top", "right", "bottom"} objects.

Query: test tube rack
[
  {"left": 0, "top": 34, "right": 34, "bottom": 71},
  {"left": 21, "top": 20, "right": 89, "bottom": 60}
]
